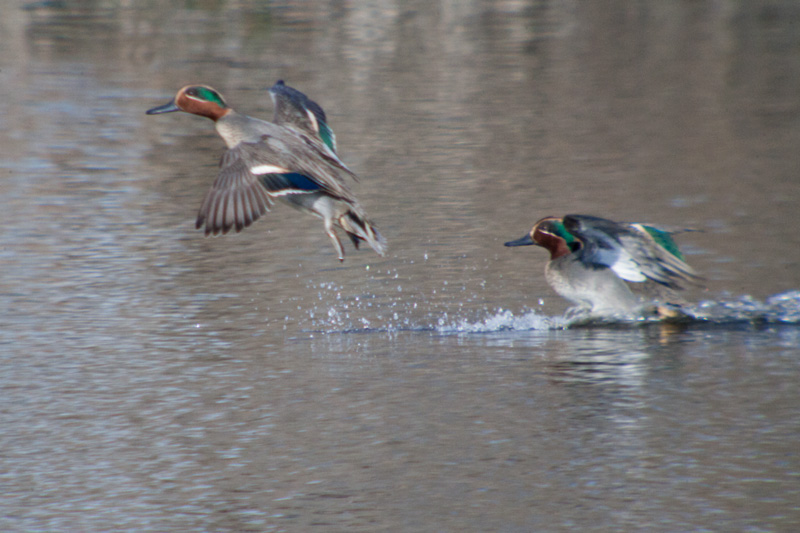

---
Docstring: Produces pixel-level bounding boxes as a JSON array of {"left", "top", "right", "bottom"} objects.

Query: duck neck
[
  {"left": 537, "top": 231, "right": 573, "bottom": 260},
  {"left": 214, "top": 111, "right": 249, "bottom": 148}
]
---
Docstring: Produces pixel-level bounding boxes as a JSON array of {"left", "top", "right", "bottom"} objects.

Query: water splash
[
  {"left": 433, "top": 309, "right": 562, "bottom": 333},
  {"left": 301, "top": 279, "right": 800, "bottom": 334},
  {"left": 686, "top": 290, "right": 800, "bottom": 324}
]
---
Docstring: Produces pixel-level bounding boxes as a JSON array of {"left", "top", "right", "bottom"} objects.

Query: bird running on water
[{"left": 505, "top": 214, "right": 703, "bottom": 318}]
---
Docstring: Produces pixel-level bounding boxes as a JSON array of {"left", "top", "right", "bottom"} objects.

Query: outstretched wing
[
  {"left": 196, "top": 133, "right": 360, "bottom": 236},
  {"left": 239, "top": 133, "right": 357, "bottom": 197},
  {"left": 269, "top": 80, "right": 337, "bottom": 154},
  {"left": 195, "top": 148, "right": 274, "bottom": 235}
]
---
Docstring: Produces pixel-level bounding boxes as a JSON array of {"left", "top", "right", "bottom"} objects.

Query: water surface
[{"left": 2, "top": 1, "right": 799, "bottom": 531}]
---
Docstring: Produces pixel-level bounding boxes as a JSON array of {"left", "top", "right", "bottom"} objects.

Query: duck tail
[{"left": 339, "top": 210, "right": 387, "bottom": 257}]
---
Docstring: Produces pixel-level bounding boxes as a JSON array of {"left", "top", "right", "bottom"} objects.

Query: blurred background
[{"left": 1, "top": 1, "right": 799, "bottom": 531}]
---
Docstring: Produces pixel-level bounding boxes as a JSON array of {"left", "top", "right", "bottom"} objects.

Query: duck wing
[
  {"left": 563, "top": 215, "right": 647, "bottom": 282},
  {"left": 194, "top": 146, "right": 274, "bottom": 235},
  {"left": 564, "top": 215, "right": 702, "bottom": 289},
  {"left": 195, "top": 133, "right": 361, "bottom": 236},
  {"left": 269, "top": 80, "right": 338, "bottom": 155}
]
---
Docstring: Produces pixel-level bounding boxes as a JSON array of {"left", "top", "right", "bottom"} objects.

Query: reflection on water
[{"left": 2, "top": 0, "right": 800, "bottom": 531}]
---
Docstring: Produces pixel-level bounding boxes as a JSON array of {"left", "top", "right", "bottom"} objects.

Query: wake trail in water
[{"left": 303, "top": 285, "right": 800, "bottom": 334}]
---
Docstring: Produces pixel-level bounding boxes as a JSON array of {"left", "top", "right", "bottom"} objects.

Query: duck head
[
  {"left": 146, "top": 85, "right": 231, "bottom": 121},
  {"left": 504, "top": 216, "right": 579, "bottom": 260}
]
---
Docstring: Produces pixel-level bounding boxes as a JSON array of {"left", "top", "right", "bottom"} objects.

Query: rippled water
[{"left": 2, "top": 1, "right": 800, "bottom": 531}]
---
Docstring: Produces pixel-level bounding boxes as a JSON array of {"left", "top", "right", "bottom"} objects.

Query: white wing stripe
[
  {"left": 251, "top": 164, "right": 290, "bottom": 175},
  {"left": 268, "top": 189, "right": 317, "bottom": 197},
  {"left": 609, "top": 252, "right": 647, "bottom": 282}
]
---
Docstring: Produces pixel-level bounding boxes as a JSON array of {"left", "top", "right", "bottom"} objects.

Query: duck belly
[
  {"left": 281, "top": 192, "right": 344, "bottom": 220},
  {"left": 546, "top": 259, "right": 641, "bottom": 315}
]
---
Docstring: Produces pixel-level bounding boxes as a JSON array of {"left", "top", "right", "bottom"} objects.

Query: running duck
[{"left": 505, "top": 214, "right": 702, "bottom": 316}]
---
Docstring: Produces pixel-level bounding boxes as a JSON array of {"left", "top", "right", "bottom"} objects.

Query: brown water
[{"left": 2, "top": 1, "right": 800, "bottom": 531}]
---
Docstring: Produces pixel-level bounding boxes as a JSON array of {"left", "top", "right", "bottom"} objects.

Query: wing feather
[
  {"left": 195, "top": 148, "right": 274, "bottom": 235},
  {"left": 565, "top": 214, "right": 702, "bottom": 289},
  {"left": 195, "top": 123, "right": 365, "bottom": 236}
]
